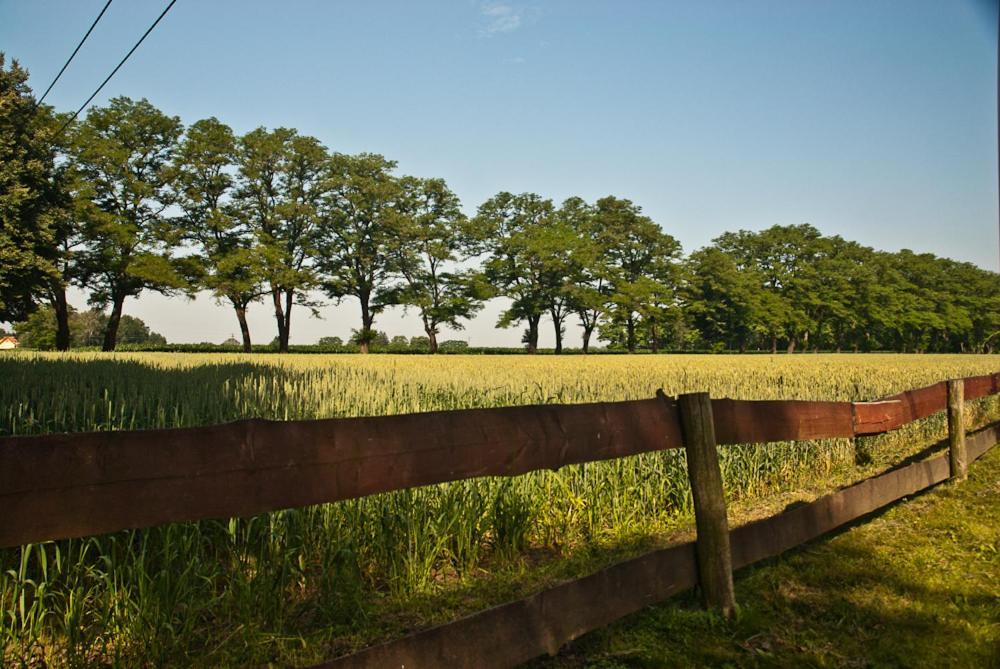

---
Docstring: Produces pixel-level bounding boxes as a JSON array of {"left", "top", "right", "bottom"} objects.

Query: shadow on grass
[{"left": 528, "top": 450, "right": 1000, "bottom": 669}]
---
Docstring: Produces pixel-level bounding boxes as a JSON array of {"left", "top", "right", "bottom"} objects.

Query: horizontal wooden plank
[
  {"left": 1, "top": 374, "right": 996, "bottom": 547},
  {"left": 712, "top": 399, "right": 855, "bottom": 444},
  {"left": 731, "top": 451, "right": 949, "bottom": 568},
  {"left": 319, "top": 423, "right": 998, "bottom": 668},
  {"left": 883, "top": 381, "right": 947, "bottom": 423},
  {"left": 967, "top": 422, "right": 1000, "bottom": 462},
  {"left": 733, "top": 420, "right": 999, "bottom": 570},
  {"left": 851, "top": 400, "right": 906, "bottom": 435},
  {"left": 0, "top": 398, "right": 683, "bottom": 548},
  {"left": 316, "top": 543, "right": 698, "bottom": 669},
  {"left": 964, "top": 373, "right": 1000, "bottom": 401}
]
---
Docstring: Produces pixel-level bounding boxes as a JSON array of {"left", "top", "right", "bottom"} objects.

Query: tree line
[{"left": 2, "top": 55, "right": 999, "bottom": 354}]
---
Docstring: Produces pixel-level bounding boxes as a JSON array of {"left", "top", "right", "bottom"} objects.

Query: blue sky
[{"left": 1, "top": 1, "right": 997, "bottom": 346}]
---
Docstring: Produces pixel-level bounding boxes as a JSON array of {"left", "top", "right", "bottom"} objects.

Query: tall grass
[{"left": 1, "top": 353, "right": 998, "bottom": 667}]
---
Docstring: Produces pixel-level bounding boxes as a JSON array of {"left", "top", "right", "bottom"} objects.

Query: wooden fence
[{"left": 1, "top": 373, "right": 999, "bottom": 667}]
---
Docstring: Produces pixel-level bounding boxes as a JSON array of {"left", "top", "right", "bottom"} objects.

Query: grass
[
  {"left": 530, "top": 445, "right": 1000, "bottom": 669},
  {"left": 1, "top": 353, "right": 998, "bottom": 666}
]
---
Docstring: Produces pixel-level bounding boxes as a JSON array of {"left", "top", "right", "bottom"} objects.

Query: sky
[{"left": 1, "top": 0, "right": 997, "bottom": 347}]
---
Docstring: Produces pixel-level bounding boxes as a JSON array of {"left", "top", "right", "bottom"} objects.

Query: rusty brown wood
[
  {"left": 712, "top": 399, "right": 855, "bottom": 444},
  {"left": 1, "top": 374, "right": 997, "bottom": 548},
  {"left": 313, "top": 543, "right": 698, "bottom": 669},
  {"left": 0, "top": 398, "right": 684, "bottom": 548},
  {"left": 317, "top": 424, "right": 998, "bottom": 668}
]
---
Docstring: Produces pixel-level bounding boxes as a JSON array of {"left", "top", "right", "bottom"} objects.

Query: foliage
[
  {"left": 315, "top": 153, "right": 406, "bottom": 353},
  {"left": 173, "top": 117, "right": 264, "bottom": 352},
  {"left": 69, "top": 97, "right": 188, "bottom": 351},
  {"left": 14, "top": 306, "right": 166, "bottom": 349},
  {"left": 393, "top": 177, "right": 484, "bottom": 353},
  {"left": 2, "top": 82, "right": 997, "bottom": 356},
  {"left": 0, "top": 54, "right": 61, "bottom": 324}
]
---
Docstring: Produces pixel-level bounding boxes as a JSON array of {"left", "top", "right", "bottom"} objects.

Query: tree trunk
[
  {"left": 581, "top": 324, "right": 594, "bottom": 354},
  {"left": 427, "top": 328, "right": 438, "bottom": 353},
  {"left": 271, "top": 288, "right": 288, "bottom": 352},
  {"left": 786, "top": 336, "right": 796, "bottom": 354},
  {"left": 525, "top": 315, "right": 540, "bottom": 354},
  {"left": 771, "top": 335, "right": 777, "bottom": 354},
  {"left": 282, "top": 289, "right": 294, "bottom": 353},
  {"left": 650, "top": 322, "right": 659, "bottom": 353},
  {"left": 552, "top": 313, "right": 563, "bottom": 354},
  {"left": 102, "top": 295, "right": 125, "bottom": 352},
  {"left": 52, "top": 285, "right": 70, "bottom": 351},
  {"left": 360, "top": 295, "right": 374, "bottom": 354},
  {"left": 235, "top": 304, "right": 252, "bottom": 352},
  {"left": 626, "top": 316, "right": 636, "bottom": 353}
]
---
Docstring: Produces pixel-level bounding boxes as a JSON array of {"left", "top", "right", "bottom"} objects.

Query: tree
[
  {"left": 439, "top": 339, "right": 469, "bottom": 352},
  {"left": 317, "top": 335, "right": 343, "bottom": 347},
  {"left": 233, "top": 128, "right": 325, "bottom": 353},
  {"left": 14, "top": 306, "right": 58, "bottom": 349},
  {"left": 393, "top": 177, "right": 483, "bottom": 353},
  {"left": 0, "top": 54, "right": 62, "bottom": 325},
  {"left": 474, "top": 192, "right": 556, "bottom": 353},
  {"left": 14, "top": 305, "right": 165, "bottom": 349},
  {"left": 558, "top": 197, "right": 609, "bottom": 353},
  {"left": 594, "top": 197, "right": 682, "bottom": 353},
  {"left": 684, "top": 247, "right": 774, "bottom": 351},
  {"left": 117, "top": 314, "right": 167, "bottom": 345},
  {"left": 409, "top": 335, "right": 430, "bottom": 351},
  {"left": 349, "top": 328, "right": 388, "bottom": 348},
  {"left": 173, "top": 117, "right": 265, "bottom": 352},
  {"left": 315, "top": 153, "right": 405, "bottom": 354},
  {"left": 714, "top": 224, "right": 823, "bottom": 352},
  {"left": 70, "top": 97, "right": 188, "bottom": 351}
]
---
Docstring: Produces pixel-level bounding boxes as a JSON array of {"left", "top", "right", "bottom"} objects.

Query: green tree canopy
[{"left": 70, "top": 97, "right": 188, "bottom": 351}]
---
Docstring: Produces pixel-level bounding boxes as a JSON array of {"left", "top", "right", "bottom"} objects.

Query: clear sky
[{"left": 2, "top": 1, "right": 997, "bottom": 347}]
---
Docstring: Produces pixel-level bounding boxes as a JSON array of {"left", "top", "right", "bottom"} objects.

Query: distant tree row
[
  {"left": 2, "top": 55, "right": 999, "bottom": 354},
  {"left": 14, "top": 306, "right": 165, "bottom": 349}
]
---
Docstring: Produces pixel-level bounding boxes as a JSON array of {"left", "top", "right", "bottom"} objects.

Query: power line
[
  {"left": 53, "top": 0, "right": 178, "bottom": 139},
  {"left": 36, "top": 0, "right": 114, "bottom": 106}
]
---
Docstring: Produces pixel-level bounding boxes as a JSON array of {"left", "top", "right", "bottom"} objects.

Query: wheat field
[{"left": 2, "top": 352, "right": 998, "bottom": 667}]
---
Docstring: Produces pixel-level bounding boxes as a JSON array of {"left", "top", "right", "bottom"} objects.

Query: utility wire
[
  {"left": 53, "top": 0, "right": 178, "bottom": 140},
  {"left": 36, "top": 0, "right": 114, "bottom": 106}
]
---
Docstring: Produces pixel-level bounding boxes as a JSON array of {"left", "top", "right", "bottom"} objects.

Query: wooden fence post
[
  {"left": 675, "top": 391, "right": 737, "bottom": 617},
  {"left": 947, "top": 379, "right": 967, "bottom": 481}
]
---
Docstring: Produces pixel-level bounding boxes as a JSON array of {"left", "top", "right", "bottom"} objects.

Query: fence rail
[
  {"left": 2, "top": 373, "right": 997, "bottom": 549},
  {"left": 1, "top": 372, "right": 999, "bottom": 667}
]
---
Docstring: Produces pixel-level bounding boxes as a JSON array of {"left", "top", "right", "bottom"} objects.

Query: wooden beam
[
  {"left": 0, "top": 398, "right": 683, "bottom": 548},
  {"left": 948, "top": 379, "right": 967, "bottom": 481},
  {"left": 675, "top": 391, "right": 736, "bottom": 617}
]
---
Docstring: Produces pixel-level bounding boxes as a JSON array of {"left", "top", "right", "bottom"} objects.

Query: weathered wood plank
[
  {"left": 712, "top": 399, "right": 854, "bottom": 444},
  {"left": 1, "top": 374, "right": 996, "bottom": 548},
  {"left": 314, "top": 543, "right": 698, "bottom": 669},
  {"left": 319, "top": 424, "right": 998, "bottom": 668},
  {"left": 851, "top": 400, "right": 906, "bottom": 435},
  {"left": 948, "top": 380, "right": 967, "bottom": 481},
  {"left": 677, "top": 392, "right": 736, "bottom": 616},
  {"left": 0, "top": 398, "right": 683, "bottom": 548}
]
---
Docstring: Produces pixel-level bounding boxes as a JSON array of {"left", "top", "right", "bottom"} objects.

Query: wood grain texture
[
  {"left": 319, "top": 424, "right": 998, "bottom": 668},
  {"left": 677, "top": 392, "right": 736, "bottom": 616},
  {"left": 712, "top": 398, "right": 854, "bottom": 444},
  {"left": 0, "top": 398, "right": 683, "bottom": 548},
  {"left": 314, "top": 543, "right": 698, "bottom": 669},
  {"left": 1, "top": 374, "right": 996, "bottom": 548}
]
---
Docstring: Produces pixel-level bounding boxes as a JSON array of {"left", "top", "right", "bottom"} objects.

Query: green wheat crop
[{"left": 1, "top": 352, "right": 998, "bottom": 667}]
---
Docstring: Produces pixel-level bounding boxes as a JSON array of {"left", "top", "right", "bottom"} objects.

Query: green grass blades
[{"left": 1, "top": 352, "right": 998, "bottom": 667}]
